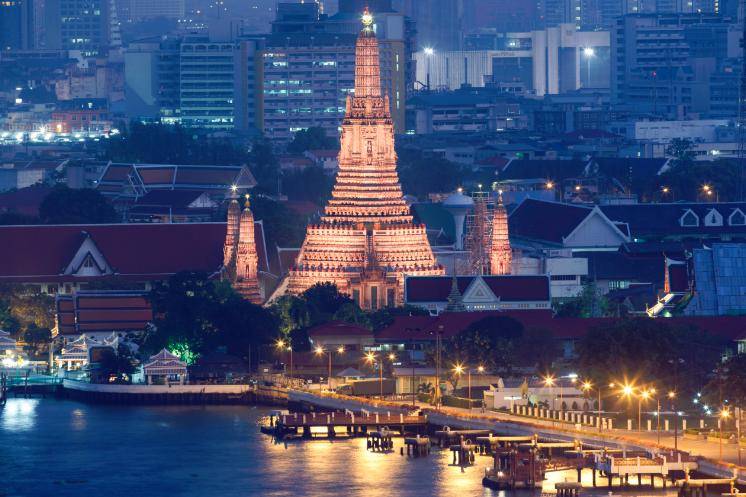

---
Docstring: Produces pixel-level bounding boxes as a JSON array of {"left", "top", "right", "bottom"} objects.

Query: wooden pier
[{"left": 272, "top": 410, "right": 427, "bottom": 439}]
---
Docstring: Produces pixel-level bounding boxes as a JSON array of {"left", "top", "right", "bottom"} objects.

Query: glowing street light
[
  {"left": 316, "top": 346, "right": 344, "bottom": 390},
  {"left": 583, "top": 47, "right": 595, "bottom": 57},
  {"left": 546, "top": 180, "right": 554, "bottom": 189},
  {"left": 423, "top": 47, "right": 435, "bottom": 56}
]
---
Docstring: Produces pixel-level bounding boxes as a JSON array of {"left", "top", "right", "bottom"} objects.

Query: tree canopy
[
  {"left": 287, "top": 127, "right": 338, "bottom": 154},
  {"left": 39, "top": 185, "right": 117, "bottom": 224},
  {"left": 105, "top": 122, "right": 246, "bottom": 165},
  {"left": 576, "top": 319, "right": 726, "bottom": 396},
  {"left": 397, "top": 147, "right": 463, "bottom": 198},
  {"left": 145, "top": 272, "right": 278, "bottom": 367}
]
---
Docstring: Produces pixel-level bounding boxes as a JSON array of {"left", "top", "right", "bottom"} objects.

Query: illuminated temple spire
[
  {"left": 489, "top": 191, "right": 512, "bottom": 275},
  {"left": 233, "top": 197, "right": 262, "bottom": 304},
  {"left": 284, "top": 9, "right": 443, "bottom": 309}
]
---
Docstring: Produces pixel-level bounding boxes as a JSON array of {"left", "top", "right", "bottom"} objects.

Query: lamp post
[
  {"left": 544, "top": 375, "right": 557, "bottom": 410},
  {"left": 315, "top": 345, "right": 344, "bottom": 391},
  {"left": 275, "top": 338, "right": 292, "bottom": 382},
  {"left": 453, "top": 363, "right": 466, "bottom": 400},
  {"left": 424, "top": 47, "right": 434, "bottom": 91},
  {"left": 668, "top": 391, "right": 678, "bottom": 451},
  {"left": 639, "top": 389, "right": 651, "bottom": 432},
  {"left": 582, "top": 380, "right": 605, "bottom": 434},
  {"left": 719, "top": 408, "right": 730, "bottom": 461}
]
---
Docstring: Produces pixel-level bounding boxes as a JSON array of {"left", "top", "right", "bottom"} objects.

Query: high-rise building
[
  {"left": 178, "top": 35, "right": 262, "bottom": 130},
  {"left": 264, "top": 2, "right": 412, "bottom": 137},
  {"left": 0, "top": 0, "right": 35, "bottom": 51},
  {"left": 418, "top": 25, "right": 610, "bottom": 96},
  {"left": 42, "top": 0, "right": 112, "bottom": 56},
  {"left": 118, "top": 0, "right": 185, "bottom": 21},
  {"left": 611, "top": 13, "right": 733, "bottom": 117},
  {"left": 399, "top": 0, "right": 462, "bottom": 50},
  {"left": 283, "top": 10, "right": 443, "bottom": 309},
  {"left": 262, "top": 32, "right": 356, "bottom": 141},
  {"left": 124, "top": 33, "right": 263, "bottom": 131}
]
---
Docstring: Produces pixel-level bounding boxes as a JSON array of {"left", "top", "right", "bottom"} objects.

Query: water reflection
[
  {"left": 1, "top": 398, "right": 38, "bottom": 432},
  {"left": 1, "top": 400, "right": 680, "bottom": 497}
]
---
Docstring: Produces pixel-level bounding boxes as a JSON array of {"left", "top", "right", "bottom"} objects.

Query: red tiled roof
[
  {"left": 475, "top": 156, "right": 510, "bottom": 169},
  {"left": 137, "top": 167, "right": 175, "bottom": 185},
  {"left": 99, "top": 164, "right": 132, "bottom": 182},
  {"left": 308, "top": 321, "right": 373, "bottom": 337},
  {"left": 405, "top": 276, "right": 550, "bottom": 302},
  {"left": 56, "top": 291, "right": 153, "bottom": 336},
  {"left": 0, "top": 221, "right": 270, "bottom": 282},
  {"left": 175, "top": 167, "right": 239, "bottom": 185}
]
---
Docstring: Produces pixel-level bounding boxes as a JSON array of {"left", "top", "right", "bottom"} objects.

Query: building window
[
  {"left": 386, "top": 288, "right": 395, "bottom": 308},
  {"left": 352, "top": 289, "right": 360, "bottom": 305}
]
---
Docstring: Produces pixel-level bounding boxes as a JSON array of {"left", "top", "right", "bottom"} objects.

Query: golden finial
[{"left": 361, "top": 7, "right": 373, "bottom": 28}]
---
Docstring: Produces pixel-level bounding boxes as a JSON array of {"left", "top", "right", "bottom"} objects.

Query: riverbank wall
[{"left": 62, "top": 380, "right": 288, "bottom": 405}]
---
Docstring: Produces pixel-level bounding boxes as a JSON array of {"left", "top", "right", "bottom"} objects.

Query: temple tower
[
  {"left": 285, "top": 9, "right": 443, "bottom": 309},
  {"left": 489, "top": 192, "right": 512, "bottom": 275},
  {"left": 223, "top": 193, "right": 240, "bottom": 276},
  {"left": 223, "top": 194, "right": 262, "bottom": 304},
  {"left": 233, "top": 198, "right": 262, "bottom": 304}
]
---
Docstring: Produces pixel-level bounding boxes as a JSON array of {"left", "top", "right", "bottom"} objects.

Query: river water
[{"left": 1, "top": 398, "right": 678, "bottom": 497}]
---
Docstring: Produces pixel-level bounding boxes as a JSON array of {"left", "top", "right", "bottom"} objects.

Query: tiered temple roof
[{"left": 286, "top": 10, "right": 443, "bottom": 309}]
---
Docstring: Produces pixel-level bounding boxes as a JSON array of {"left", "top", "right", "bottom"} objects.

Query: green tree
[
  {"left": 287, "top": 127, "right": 338, "bottom": 154},
  {"left": 665, "top": 138, "right": 695, "bottom": 167},
  {"left": 656, "top": 159, "right": 741, "bottom": 202},
  {"left": 93, "top": 344, "right": 138, "bottom": 383},
  {"left": 302, "top": 282, "right": 353, "bottom": 324},
  {"left": 520, "top": 327, "right": 562, "bottom": 372},
  {"left": 145, "top": 271, "right": 225, "bottom": 356},
  {"left": 332, "top": 302, "right": 372, "bottom": 328},
  {"left": 554, "top": 282, "right": 609, "bottom": 318},
  {"left": 703, "top": 355, "right": 746, "bottom": 409},
  {"left": 282, "top": 166, "right": 334, "bottom": 205},
  {"left": 577, "top": 319, "right": 725, "bottom": 396},
  {"left": 249, "top": 141, "right": 281, "bottom": 195},
  {"left": 397, "top": 147, "right": 463, "bottom": 197},
  {"left": 39, "top": 185, "right": 117, "bottom": 224},
  {"left": 105, "top": 122, "right": 245, "bottom": 165},
  {"left": 440, "top": 316, "right": 525, "bottom": 384},
  {"left": 249, "top": 195, "right": 307, "bottom": 248},
  {"left": 22, "top": 323, "right": 52, "bottom": 358},
  {"left": 145, "top": 272, "right": 280, "bottom": 369}
]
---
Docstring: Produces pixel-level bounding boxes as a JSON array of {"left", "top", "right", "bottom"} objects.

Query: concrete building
[
  {"left": 414, "top": 24, "right": 609, "bottom": 96},
  {"left": 265, "top": 2, "right": 412, "bottom": 136},
  {"left": 42, "top": 0, "right": 113, "bottom": 56},
  {"left": 0, "top": 0, "right": 35, "bottom": 51},
  {"left": 118, "top": 0, "right": 185, "bottom": 21},
  {"left": 262, "top": 32, "right": 355, "bottom": 141},
  {"left": 124, "top": 36, "right": 181, "bottom": 122},
  {"left": 611, "top": 13, "right": 735, "bottom": 117}
]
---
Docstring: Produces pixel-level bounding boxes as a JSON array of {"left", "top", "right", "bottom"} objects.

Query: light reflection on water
[
  {"left": 1, "top": 398, "right": 38, "bottom": 432},
  {"left": 0, "top": 400, "right": 677, "bottom": 497}
]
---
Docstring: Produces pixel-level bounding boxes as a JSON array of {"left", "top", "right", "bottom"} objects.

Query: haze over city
[{"left": 1, "top": 1, "right": 746, "bottom": 496}]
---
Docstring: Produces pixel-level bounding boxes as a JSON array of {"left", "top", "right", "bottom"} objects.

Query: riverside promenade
[{"left": 288, "top": 389, "right": 746, "bottom": 484}]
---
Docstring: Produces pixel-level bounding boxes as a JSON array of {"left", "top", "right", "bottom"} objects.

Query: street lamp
[
  {"left": 668, "top": 391, "right": 678, "bottom": 451},
  {"left": 315, "top": 345, "right": 344, "bottom": 391},
  {"left": 639, "top": 388, "right": 652, "bottom": 432},
  {"left": 275, "top": 338, "right": 293, "bottom": 381},
  {"left": 582, "top": 380, "right": 604, "bottom": 433},
  {"left": 544, "top": 375, "right": 557, "bottom": 410},
  {"left": 719, "top": 407, "right": 731, "bottom": 460}
]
